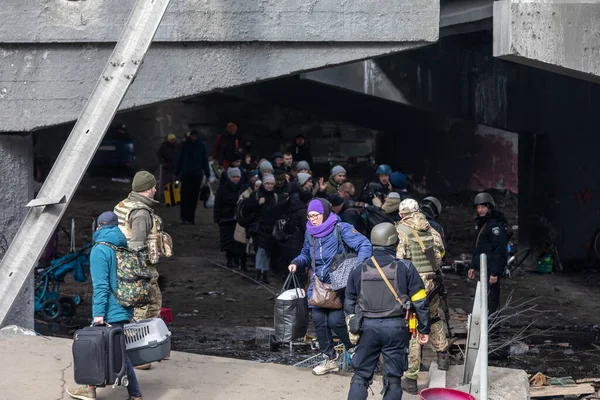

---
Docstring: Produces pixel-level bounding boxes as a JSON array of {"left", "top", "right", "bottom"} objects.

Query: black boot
[
  {"left": 226, "top": 253, "right": 234, "bottom": 268},
  {"left": 239, "top": 256, "right": 248, "bottom": 272},
  {"left": 233, "top": 256, "right": 240, "bottom": 268},
  {"left": 255, "top": 270, "right": 262, "bottom": 282},
  {"left": 261, "top": 271, "right": 270, "bottom": 285}
]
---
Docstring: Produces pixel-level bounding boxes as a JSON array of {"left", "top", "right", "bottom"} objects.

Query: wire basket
[
  {"left": 293, "top": 344, "right": 352, "bottom": 371},
  {"left": 255, "top": 327, "right": 275, "bottom": 348},
  {"left": 293, "top": 353, "right": 326, "bottom": 369}
]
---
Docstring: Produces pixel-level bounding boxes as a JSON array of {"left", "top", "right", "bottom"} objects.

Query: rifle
[{"left": 426, "top": 270, "right": 452, "bottom": 338}]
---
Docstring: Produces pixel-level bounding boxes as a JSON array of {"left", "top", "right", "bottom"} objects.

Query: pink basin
[{"left": 419, "top": 388, "right": 477, "bottom": 400}]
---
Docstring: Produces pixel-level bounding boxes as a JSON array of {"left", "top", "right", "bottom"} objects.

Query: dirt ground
[{"left": 44, "top": 177, "right": 600, "bottom": 380}]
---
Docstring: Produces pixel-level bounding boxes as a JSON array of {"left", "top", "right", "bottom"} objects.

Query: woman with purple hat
[{"left": 288, "top": 198, "right": 371, "bottom": 376}]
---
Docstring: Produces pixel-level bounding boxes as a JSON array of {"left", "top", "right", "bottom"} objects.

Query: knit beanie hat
[
  {"left": 308, "top": 198, "right": 331, "bottom": 220},
  {"left": 297, "top": 173, "right": 312, "bottom": 187},
  {"left": 262, "top": 174, "right": 275, "bottom": 184},
  {"left": 331, "top": 165, "right": 346, "bottom": 177},
  {"left": 227, "top": 167, "right": 242, "bottom": 179},
  {"left": 259, "top": 161, "right": 274, "bottom": 173},
  {"left": 296, "top": 160, "right": 310, "bottom": 171},
  {"left": 329, "top": 194, "right": 344, "bottom": 207},
  {"left": 97, "top": 211, "right": 118, "bottom": 227},
  {"left": 132, "top": 171, "right": 156, "bottom": 192}
]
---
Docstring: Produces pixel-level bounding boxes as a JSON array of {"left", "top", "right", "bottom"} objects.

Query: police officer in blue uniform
[{"left": 345, "top": 222, "right": 431, "bottom": 399}]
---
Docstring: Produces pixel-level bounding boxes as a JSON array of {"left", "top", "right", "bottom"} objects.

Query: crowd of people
[{"left": 67, "top": 122, "right": 509, "bottom": 399}]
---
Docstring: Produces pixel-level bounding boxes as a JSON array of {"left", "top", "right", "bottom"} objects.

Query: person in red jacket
[{"left": 212, "top": 122, "right": 240, "bottom": 168}]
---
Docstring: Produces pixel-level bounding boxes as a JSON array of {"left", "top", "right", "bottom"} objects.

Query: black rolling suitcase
[{"left": 72, "top": 324, "right": 128, "bottom": 387}]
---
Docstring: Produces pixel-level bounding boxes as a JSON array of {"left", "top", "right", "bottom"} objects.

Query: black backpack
[{"left": 362, "top": 205, "right": 395, "bottom": 236}]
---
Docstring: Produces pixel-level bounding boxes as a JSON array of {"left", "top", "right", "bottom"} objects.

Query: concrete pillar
[{"left": 0, "top": 133, "right": 34, "bottom": 329}]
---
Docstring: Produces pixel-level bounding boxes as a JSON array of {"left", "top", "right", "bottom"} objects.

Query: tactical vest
[
  {"left": 114, "top": 198, "right": 161, "bottom": 241},
  {"left": 397, "top": 224, "right": 435, "bottom": 273},
  {"left": 357, "top": 260, "right": 406, "bottom": 319}
]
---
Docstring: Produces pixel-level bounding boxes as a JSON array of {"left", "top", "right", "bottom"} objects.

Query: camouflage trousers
[
  {"left": 134, "top": 278, "right": 162, "bottom": 320},
  {"left": 404, "top": 274, "right": 449, "bottom": 380}
]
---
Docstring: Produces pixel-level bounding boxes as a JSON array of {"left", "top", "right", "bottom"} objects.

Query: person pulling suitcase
[{"left": 67, "top": 211, "right": 143, "bottom": 400}]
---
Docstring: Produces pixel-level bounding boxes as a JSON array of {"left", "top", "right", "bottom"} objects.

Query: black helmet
[
  {"left": 474, "top": 192, "right": 496, "bottom": 208},
  {"left": 370, "top": 223, "right": 398, "bottom": 247},
  {"left": 422, "top": 196, "right": 442, "bottom": 217}
]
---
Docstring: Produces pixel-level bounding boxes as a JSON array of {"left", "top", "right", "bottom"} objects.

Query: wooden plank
[{"left": 529, "top": 384, "right": 595, "bottom": 398}]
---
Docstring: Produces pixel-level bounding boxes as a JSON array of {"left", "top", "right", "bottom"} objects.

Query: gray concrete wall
[
  {"left": 0, "top": 134, "right": 34, "bottom": 329},
  {"left": 0, "top": 0, "right": 440, "bottom": 132},
  {"left": 494, "top": 0, "right": 600, "bottom": 83},
  {"left": 1, "top": 0, "right": 439, "bottom": 43}
]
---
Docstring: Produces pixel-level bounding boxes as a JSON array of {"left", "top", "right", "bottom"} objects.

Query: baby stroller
[{"left": 34, "top": 217, "right": 94, "bottom": 321}]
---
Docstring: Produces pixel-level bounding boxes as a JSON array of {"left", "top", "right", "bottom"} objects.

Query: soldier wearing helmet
[
  {"left": 345, "top": 222, "right": 430, "bottom": 400},
  {"left": 395, "top": 198, "right": 448, "bottom": 395},
  {"left": 421, "top": 196, "right": 447, "bottom": 248},
  {"left": 468, "top": 192, "right": 508, "bottom": 315}
]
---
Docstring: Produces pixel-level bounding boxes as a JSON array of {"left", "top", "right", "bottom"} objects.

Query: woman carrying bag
[{"left": 288, "top": 198, "right": 372, "bottom": 376}]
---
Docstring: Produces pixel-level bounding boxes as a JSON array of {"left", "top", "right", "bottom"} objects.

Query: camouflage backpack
[{"left": 96, "top": 242, "right": 153, "bottom": 308}]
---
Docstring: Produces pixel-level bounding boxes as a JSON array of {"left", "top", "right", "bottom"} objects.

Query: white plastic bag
[{"left": 204, "top": 184, "right": 215, "bottom": 209}]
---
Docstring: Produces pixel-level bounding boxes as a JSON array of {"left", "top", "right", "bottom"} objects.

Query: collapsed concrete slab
[{"left": 494, "top": 0, "right": 600, "bottom": 83}]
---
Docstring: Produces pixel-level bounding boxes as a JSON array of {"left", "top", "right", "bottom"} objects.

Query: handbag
[
  {"left": 308, "top": 237, "right": 342, "bottom": 309},
  {"left": 272, "top": 218, "right": 290, "bottom": 242},
  {"left": 329, "top": 226, "right": 360, "bottom": 290}
]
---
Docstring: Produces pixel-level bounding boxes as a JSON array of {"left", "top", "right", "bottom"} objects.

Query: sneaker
[
  {"left": 127, "top": 397, "right": 143, "bottom": 400},
  {"left": 437, "top": 352, "right": 450, "bottom": 371},
  {"left": 312, "top": 355, "right": 340, "bottom": 375},
  {"left": 67, "top": 386, "right": 96, "bottom": 400},
  {"left": 401, "top": 377, "right": 418, "bottom": 395},
  {"left": 134, "top": 363, "right": 152, "bottom": 370}
]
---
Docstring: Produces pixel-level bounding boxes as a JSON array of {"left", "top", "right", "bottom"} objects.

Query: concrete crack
[{"left": 58, "top": 361, "right": 73, "bottom": 400}]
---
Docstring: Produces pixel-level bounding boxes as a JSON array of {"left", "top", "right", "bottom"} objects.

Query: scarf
[{"left": 306, "top": 212, "right": 337, "bottom": 238}]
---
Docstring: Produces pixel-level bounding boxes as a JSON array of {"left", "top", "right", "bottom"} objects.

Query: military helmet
[
  {"left": 376, "top": 164, "right": 392, "bottom": 176},
  {"left": 423, "top": 196, "right": 442, "bottom": 216},
  {"left": 399, "top": 198, "right": 419, "bottom": 215},
  {"left": 370, "top": 222, "right": 399, "bottom": 247},
  {"left": 474, "top": 192, "right": 496, "bottom": 208}
]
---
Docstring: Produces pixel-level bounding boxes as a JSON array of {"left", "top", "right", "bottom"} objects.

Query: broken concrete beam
[{"left": 494, "top": 0, "right": 600, "bottom": 83}]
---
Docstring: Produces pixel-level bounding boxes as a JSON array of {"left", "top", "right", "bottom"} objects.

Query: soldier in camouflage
[
  {"left": 395, "top": 198, "right": 449, "bottom": 395},
  {"left": 114, "top": 171, "right": 163, "bottom": 370}
]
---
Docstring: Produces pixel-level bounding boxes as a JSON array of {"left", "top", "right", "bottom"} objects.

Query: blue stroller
[{"left": 34, "top": 217, "right": 94, "bottom": 321}]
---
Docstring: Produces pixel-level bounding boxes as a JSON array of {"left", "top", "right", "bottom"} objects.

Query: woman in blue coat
[{"left": 288, "top": 198, "right": 372, "bottom": 376}]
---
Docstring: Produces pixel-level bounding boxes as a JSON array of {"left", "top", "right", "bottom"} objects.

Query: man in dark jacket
[
  {"left": 345, "top": 222, "right": 430, "bottom": 400},
  {"left": 287, "top": 134, "right": 313, "bottom": 167},
  {"left": 175, "top": 130, "right": 210, "bottom": 224},
  {"left": 157, "top": 133, "right": 179, "bottom": 192},
  {"left": 214, "top": 168, "right": 243, "bottom": 268},
  {"left": 468, "top": 192, "right": 508, "bottom": 315}
]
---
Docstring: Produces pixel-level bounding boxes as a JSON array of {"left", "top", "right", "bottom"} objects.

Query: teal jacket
[{"left": 91, "top": 226, "right": 133, "bottom": 323}]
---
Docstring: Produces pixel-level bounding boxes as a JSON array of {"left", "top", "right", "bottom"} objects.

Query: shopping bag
[{"left": 274, "top": 273, "right": 309, "bottom": 343}]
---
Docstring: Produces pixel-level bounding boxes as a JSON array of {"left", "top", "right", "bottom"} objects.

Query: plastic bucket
[{"left": 419, "top": 388, "right": 477, "bottom": 400}]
